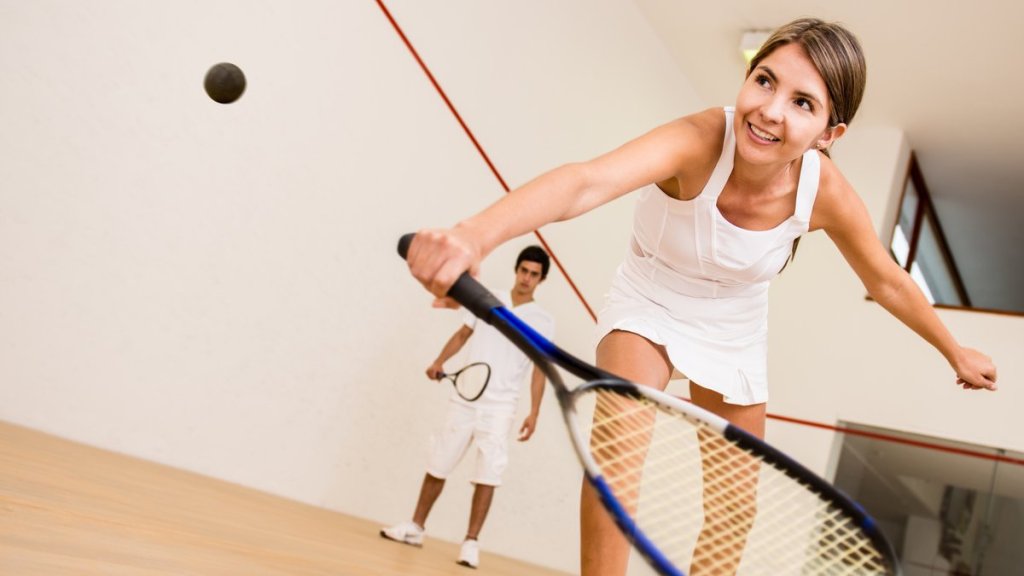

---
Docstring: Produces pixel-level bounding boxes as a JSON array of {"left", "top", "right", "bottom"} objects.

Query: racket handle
[{"left": 397, "top": 233, "right": 504, "bottom": 322}]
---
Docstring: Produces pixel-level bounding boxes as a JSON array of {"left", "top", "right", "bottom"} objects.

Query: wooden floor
[{"left": 0, "top": 421, "right": 570, "bottom": 576}]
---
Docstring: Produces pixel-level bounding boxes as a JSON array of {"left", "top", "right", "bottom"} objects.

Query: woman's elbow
[{"left": 866, "top": 272, "right": 912, "bottom": 309}]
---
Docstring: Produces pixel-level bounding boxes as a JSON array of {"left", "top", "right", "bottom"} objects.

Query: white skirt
[{"left": 595, "top": 262, "right": 769, "bottom": 405}]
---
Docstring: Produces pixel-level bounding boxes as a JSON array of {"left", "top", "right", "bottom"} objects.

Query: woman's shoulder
[
  {"left": 673, "top": 107, "right": 727, "bottom": 138},
  {"left": 657, "top": 108, "right": 728, "bottom": 165},
  {"left": 635, "top": 108, "right": 726, "bottom": 198},
  {"left": 809, "top": 151, "right": 859, "bottom": 231},
  {"left": 815, "top": 153, "right": 853, "bottom": 197}
]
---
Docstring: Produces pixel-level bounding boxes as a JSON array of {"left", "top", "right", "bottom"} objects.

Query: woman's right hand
[{"left": 405, "top": 226, "right": 483, "bottom": 309}]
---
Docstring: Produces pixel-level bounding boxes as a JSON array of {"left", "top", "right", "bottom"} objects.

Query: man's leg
[
  {"left": 457, "top": 405, "right": 514, "bottom": 569},
  {"left": 381, "top": 472, "right": 445, "bottom": 546},
  {"left": 416, "top": 401, "right": 475, "bottom": 528},
  {"left": 456, "top": 483, "right": 494, "bottom": 568},
  {"left": 382, "top": 403, "right": 473, "bottom": 547},
  {"left": 465, "top": 482, "right": 495, "bottom": 540},
  {"left": 412, "top": 473, "right": 446, "bottom": 528}
]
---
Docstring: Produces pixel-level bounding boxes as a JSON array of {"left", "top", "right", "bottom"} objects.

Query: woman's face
[{"left": 734, "top": 43, "right": 840, "bottom": 166}]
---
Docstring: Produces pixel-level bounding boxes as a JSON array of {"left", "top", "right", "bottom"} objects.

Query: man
[{"left": 381, "top": 245, "right": 555, "bottom": 569}]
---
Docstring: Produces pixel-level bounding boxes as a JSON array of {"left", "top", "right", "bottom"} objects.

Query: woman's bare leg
[
  {"left": 688, "top": 382, "right": 766, "bottom": 575},
  {"left": 581, "top": 330, "right": 672, "bottom": 576},
  {"left": 688, "top": 383, "right": 765, "bottom": 438}
]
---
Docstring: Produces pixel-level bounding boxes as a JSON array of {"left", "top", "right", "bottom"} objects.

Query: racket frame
[
  {"left": 443, "top": 361, "right": 491, "bottom": 401},
  {"left": 399, "top": 234, "right": 900, "bottom": 575}
]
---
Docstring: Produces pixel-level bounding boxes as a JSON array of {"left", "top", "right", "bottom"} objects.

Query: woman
[{"left": 404, "top": 18, "right": 997, "bottom": 575}]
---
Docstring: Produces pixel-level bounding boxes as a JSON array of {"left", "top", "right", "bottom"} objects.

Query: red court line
[
  {"left": 375, "top": 0, "right": 597, "bottom": 322},
  {"left": 903, "top": 561, "right": 970, "bottom": 576},
  {"left": 768, "top": 412, "right": 1024, "bottom": 467},
  {"left": 376, "top": 2, "right": 1021, "bottom": 469},
  {"left": 672, "top": 394, "right": 1023, "bottom": 466}
]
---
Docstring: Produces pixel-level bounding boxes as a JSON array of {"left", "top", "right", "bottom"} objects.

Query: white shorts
[{"left": 426, "top": 401, "right": 516, "bottom": 486}]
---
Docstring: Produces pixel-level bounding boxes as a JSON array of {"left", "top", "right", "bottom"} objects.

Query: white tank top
[
  {"left": 598, "top": 107, "right": 821, "bottom": 405},
  {"left": 623, "top": 106, "right": 819, "bottom": 300}
]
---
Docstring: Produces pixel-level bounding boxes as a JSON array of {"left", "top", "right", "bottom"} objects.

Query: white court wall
[
  {"left": 1, "top": 2, "right": 1021, "bottom": 573},
  {"left": 0, "top": 1, "right": 699, "bottom": 572},
  {"left": 765, "top": 125, "right": 1024, "bottom": 473}
]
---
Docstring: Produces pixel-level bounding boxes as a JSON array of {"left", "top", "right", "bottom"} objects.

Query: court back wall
[{"left": 1, "top": 1, "right": 1020, "bottom": 573}]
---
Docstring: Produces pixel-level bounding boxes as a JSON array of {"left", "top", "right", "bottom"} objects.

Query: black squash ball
[{"left": 204, "top": 62, "right": 246, "bottom": 104}]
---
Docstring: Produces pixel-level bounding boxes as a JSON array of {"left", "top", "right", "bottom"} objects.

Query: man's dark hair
[{"left": 516, "top": 245, "right": 550, "bottom": 279}]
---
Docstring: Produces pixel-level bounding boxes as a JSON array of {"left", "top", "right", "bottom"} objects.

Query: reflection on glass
[
  {"left": 890, "top": 156, "right": 968, "bottom": 308},
  {"left": 900, "top": 179, "right": 919, "bottom": 234},
  {"left": 832, "top": 422, "right": 1024, "bottom": 575},
  {"left": 909, "top": 262, "right": 936, "bottom": 304},
  {"left": 891, "top": 224, "right": 911, "bottom": 268},
  {"left": 917, "top": 216, "right": 964, "bottom": 306}
]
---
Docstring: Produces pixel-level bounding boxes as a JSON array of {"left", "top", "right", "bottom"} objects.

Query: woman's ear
[{"left": 817, "top": 123, "right": 848, "bottom": 150}]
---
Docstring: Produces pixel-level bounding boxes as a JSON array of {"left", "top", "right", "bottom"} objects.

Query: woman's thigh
[
  {"left": 596, "top": 330, "right": 673, "bottom": 391},
  {"left": 689, "top": 381, "right": 766, "bottom": 439},
  {"left": 597, "top": 330, "right": 767, "bottom": 438}
]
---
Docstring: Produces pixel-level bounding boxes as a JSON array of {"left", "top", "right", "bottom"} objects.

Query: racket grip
[{"left": 397, "top": 233, "right": 504, "bottom": 322}]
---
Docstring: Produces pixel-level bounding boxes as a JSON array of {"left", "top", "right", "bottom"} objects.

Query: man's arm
[
  {"left": 426, "top": 324, "right": 474, "bottom": 380},
  {"left": 518, "top": 364, "right": 546, "bottom": 441}
]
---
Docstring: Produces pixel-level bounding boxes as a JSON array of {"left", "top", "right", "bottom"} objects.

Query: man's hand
[
  {"left": 425, "top": 361, "right": 444, "bottom": 381},
  {"left": 518, "top": 413, "right": 538, "bottom": 441}
]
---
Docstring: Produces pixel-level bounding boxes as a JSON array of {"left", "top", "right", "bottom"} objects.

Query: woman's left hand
[{"left": 951, "top": 348, "right": 998, "bottom": 391}]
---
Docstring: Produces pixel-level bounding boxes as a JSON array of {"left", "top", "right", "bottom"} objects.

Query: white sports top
[
  {"left": 597, "top": 106, "right": 819, "bottom": 405},
  {"left": 458, "top": 290, "right": 554, "bottom": 409}
]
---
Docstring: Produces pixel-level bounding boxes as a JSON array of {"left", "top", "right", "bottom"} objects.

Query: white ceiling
[{"left": 633, "top": 0, "right": 1024, "bottom": 313}]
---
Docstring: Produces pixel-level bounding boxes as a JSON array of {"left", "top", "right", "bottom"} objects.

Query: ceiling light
[{"left": 740, "top": 30, "right": 770, "bottom": 64}]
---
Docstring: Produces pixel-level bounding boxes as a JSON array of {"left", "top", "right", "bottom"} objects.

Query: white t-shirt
[{"left": 456, "top": 290, "right": 555, "bottom": 409}]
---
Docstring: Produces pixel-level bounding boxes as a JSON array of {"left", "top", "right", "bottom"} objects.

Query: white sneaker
[
  {"left": 379, "top": 521, "right": 424, "bottom": 547},
  {"left": 457, "top": 539, "right": 480, "bottom": 569}
]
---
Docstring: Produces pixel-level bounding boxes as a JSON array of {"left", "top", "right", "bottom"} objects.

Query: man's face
[{"left": 513, "top": 261, "right": 544, "bottom": 297}]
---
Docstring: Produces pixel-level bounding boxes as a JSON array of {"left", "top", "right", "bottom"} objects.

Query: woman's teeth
[{"left": 750, "top": 124, "right": 779, "bottom": 142}]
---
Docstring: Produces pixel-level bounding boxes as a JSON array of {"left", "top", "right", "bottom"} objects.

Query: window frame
[{"left": 891, "top": 152, "right": 972, "bottom": 308}]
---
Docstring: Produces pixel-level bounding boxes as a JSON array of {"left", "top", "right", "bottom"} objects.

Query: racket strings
[
  {"left": 584, "top": 389, "right": 889, "bottom": 575},
  {"left": 452, "top": 363, "right": 490, "bottom": 401}
]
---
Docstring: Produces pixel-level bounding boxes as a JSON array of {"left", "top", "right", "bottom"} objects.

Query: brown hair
[
  {"left": 749, "top": 19, "right": 867, "bottom": 270},
  {"left": 516, "top": 245, "right": 550, "bottom": 279},
  {"left": 747, "top": 18, "right": 867, "bottom": 131}
]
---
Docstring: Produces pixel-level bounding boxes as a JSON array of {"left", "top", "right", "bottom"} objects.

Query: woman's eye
[
  {"left": 755, "top": 74, "right": 771, "bottom": 87},
  {"left": 795, "top": 98, "right": 813, "bottom": 112}
]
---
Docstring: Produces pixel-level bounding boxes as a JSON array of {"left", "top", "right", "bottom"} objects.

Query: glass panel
[
  {"left": 891, "top": 224, "right": 911, "bottom": 268},
  {"left": 832, "top": 422, "right": 1024, "bottom": 576},
  {"left": 899, "top": 178, "right": 919, "bottom": 236},
  {"left": 909, "top": 262, "right": 936, "bottom": 304},
  {"left": 916, "top": 215, "right": 964, "bottom": 306},
  {"left": 984, "top": 456, "right": 1024, "bottom": 575}
]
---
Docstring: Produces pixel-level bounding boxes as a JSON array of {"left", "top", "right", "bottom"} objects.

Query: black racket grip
[{"left": 397, "top": 233, "right": 504, "bottom": 323}]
